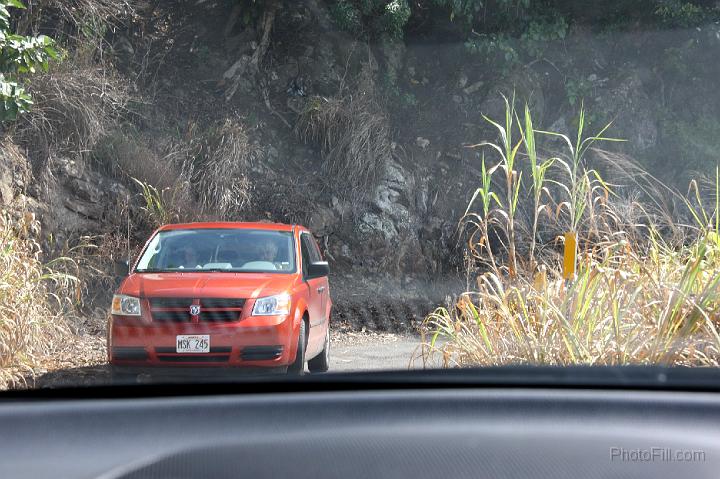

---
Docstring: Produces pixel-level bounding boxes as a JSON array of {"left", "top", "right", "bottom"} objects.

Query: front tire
[
  {"left": 287, "top": 320, "right": 306, "bottom": 375},
  {"left": 308, "top": 325, "right": 330, "bottom": 373}
]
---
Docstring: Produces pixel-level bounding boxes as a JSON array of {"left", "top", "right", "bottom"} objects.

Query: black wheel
[
  {"left": 308, "top": 325, "right": 330, "bottom": 373},
  {"left": 287, "top": 320, "right": 306, "bottom": 375}
]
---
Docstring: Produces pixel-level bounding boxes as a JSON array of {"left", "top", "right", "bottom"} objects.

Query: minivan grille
[
  {"left": 149, "top": 297, "right": 193, "bottom": 308},
  {"left": 201, "top": 298, "right": 246, "bottom": 309},
  {"left": 200, "top": 311, "right": 240, "bottom": 323},
  {"left": 151, "top": 311, "right": 192, "bottom": 323},
  {"left": 148, "top": 297, "right": 245, "bottom": 323}
]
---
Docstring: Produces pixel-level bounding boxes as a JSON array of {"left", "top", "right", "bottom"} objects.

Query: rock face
[
  {"left": 0, "top": 142, "right": 25, "bottom": 206},
  {"left": 598, "top": 68, "right": 658, "bottom": 153},
  {"left": 23, "top": 156, "right": 131, "bottom": 253}
]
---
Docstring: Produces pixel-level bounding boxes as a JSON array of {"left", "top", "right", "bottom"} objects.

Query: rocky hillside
[{"left": 1, "top": 0, "right": 719, "bottom": 329}]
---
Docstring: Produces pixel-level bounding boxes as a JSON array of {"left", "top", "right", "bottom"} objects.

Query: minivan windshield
[{"left": 135, "top": 229, "right": 296, "bottom": 273}]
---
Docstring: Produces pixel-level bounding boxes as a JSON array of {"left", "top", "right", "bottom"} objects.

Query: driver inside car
[
  {"left": 169, "top": 245, "right": 200, "bottom": 269},
  {"left": 257, "top": 240, "right": 278, "bottom": 263},
  {"left": 241, "top": 237, "right": 285, "bottom": 270}
]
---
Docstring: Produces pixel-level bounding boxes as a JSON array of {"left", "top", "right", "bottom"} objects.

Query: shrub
[
  {"left": 0, "top": 0, "right": 60, "bottom": 121},
  {"left": 329, "top": 0, "right": 411, "bottom": 40}
]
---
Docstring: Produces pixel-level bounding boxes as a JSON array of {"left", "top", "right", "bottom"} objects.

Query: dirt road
[
  {"left": 26, "top": 332, "right": 441, "bottom": 388},
  {"left": 330, "top": 332, "right": 440, "bottom": 371}
]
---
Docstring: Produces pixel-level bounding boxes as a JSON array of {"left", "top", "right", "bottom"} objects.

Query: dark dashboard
[{"left": 2, "top": 367, "right": 719, "bottom": 479}]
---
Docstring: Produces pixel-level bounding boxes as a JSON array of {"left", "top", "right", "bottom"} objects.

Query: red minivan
[{"left": 108, "top": 222, "right": 331, "bottom": 375}]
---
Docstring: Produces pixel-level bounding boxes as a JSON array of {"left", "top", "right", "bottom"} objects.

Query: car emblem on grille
[{"left": 189, "top": 304, "right": 201, "bottom": 316}]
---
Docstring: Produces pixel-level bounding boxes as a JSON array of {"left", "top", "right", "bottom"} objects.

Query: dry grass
[
  {"left": 181, "top": 118, "right": 259, "bottom": 219},
  {"left": 296, "top": 66, "right": 391, "bottom": 197},
  {"left": 422, "top": 99, "right": 720, "bottom": 367},
  {"left": 0, "top": 212, "right": 78, "bottom": 388},
  {"left": 424, "top": 233, "right": 720, "bottom": 367},
  {"left": 94, "top": 132, "right": 187, "bottom": 190},
  {"left": 18, "top": 0, "right": 137, "bottom": 43},
  {"left": 63, "top": 233, "right": 128, "bottom": 315},
  {"left": 15, "top": 54, "right": 131, "bottom": 170},
  {"left": 92, "top": 131, "right": 200, "bottom": 229}
]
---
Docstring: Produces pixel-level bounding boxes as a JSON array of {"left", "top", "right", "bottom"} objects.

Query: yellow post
[{"left": 562, "top": 232, "right": 577, "bottom": 281}]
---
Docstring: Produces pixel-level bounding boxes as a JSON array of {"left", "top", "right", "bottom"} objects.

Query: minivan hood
[{"left": 119, "top": 272, "right": 296, "bottom": 299}]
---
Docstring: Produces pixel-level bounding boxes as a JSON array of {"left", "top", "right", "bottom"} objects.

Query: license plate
[{"left": 176, "top": 335, "right": 210, "bottom": 353}]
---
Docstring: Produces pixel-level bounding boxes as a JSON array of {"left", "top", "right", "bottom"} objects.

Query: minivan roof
[{"left": 158, "top": 222, "right": 298, "bottom": 232}]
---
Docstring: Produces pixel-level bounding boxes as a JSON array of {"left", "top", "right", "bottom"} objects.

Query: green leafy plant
[
  {"left": 519, "top": 103, "right": 554, "bottom": 271},
  {"left": 519, "top": 16, "right": 568, "bottom": 60},
  {"left": 0, "top": 0, "right": 60, "bottom": 121},
  {"left": 565, "top": 76, "right": 593, "bottom": 107},
  {"left": 537, "top": 104, "right": 622, "bottom": 234},
  {"left": 469, "top": 94, "right": 523, "bottom": 277},
  {"left": 463, "top": 155, "right": 502, "bottom": 276},
  {"left": 329, "top": 0, "right": 411, "bottom": 39},
  {"left": 131, "top": 177, "right": 189, "bottom": 227},
  {"left": 655, "top": 0, "right": 706, "bottom": 27}
]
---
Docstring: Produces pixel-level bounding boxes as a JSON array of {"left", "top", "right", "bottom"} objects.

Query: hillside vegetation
[{"left": 0, "top": 0, "right": 719, "bottom": 382}]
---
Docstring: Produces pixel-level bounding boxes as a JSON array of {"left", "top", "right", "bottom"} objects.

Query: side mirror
[
  {"left": 307, "top": 261, "right": 329, "bottom": 278},
  {"left": 113, "top": 259, "right": 130, "bottom": 277}
]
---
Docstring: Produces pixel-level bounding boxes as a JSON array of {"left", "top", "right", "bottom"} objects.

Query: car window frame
[
  {"left": 300, "top": 231, "right": 324, "bottom": 279},
  {"left": 132, "top": 228, "right": 298, "bottom": 274}
]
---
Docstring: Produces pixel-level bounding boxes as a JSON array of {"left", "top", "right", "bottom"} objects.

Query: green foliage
[
  {"left": 0, "top": 74, "right": 31, "bottom": 120},
  {"left": 464, "top": 17, "right": 567, "bottom": 77},
  {"left": 0, "top": 0, "right": 60, "bottom": 121},
  {"left": 565, "top": 76, "right": 592, "bottom": 108},
  {"left": 329, "top": 0, "right": 411, "bottom": 39},
  {"left": 234, "top": 0, "right": 265, "bottom": 27},
  {"left": 330, "top": 0, "right": 362, "bottom": 33},
  {"left": 465, "top": 33, "right": 518, "bottom": 68},
  {"left": 400, "top": 91, "right": 417, "bottom": 107},
  {"left": 431, "top": 0, "right": 530, "bottom": 25},
  {"left": 654, "top": 0, "right": 710, "bottom": 27},
  {"left": 380, "top": 67, "right": 416, "bottom": 109},
  {"left": 431, "top": 0, "right": 482, "bottom": 24},
  {"left": 520, "top": 16, "right": 568, "bottom": 59}
]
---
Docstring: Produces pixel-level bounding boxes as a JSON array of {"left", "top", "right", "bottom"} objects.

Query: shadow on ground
[{"left": 26, "top": 364, "right": 292, "bottom": 389}]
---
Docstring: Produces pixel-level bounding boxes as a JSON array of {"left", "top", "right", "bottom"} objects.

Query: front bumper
[{"left": 109, "top": 314, "right": 295, "bottom": 368}]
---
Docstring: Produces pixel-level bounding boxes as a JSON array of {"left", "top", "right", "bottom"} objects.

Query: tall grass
[
  {"left": 296, "top": 64, "right": 391, "bottom": 199},
  {"left": 423, "top": 99, "right": 720, "bottom": 367},
  {"left": 0, "top": 213, "right": 78, "bottom": 388}
]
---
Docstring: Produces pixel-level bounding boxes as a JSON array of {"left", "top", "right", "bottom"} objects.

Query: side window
[
  {"left": 310, "top": 235, "right": 323, "bottom": 262},
  {"left": 302, "top": 233, "right": 320, "bottom": 263},
  {"left": 300, "top": 234, "right": 312, "bottom": 277}
]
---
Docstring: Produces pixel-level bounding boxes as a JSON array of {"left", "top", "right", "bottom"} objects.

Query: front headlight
[
  {"left": 252, "top": 293, "right": 291, "bottom": 316},
  {"left": 111, "top": 294, "right": 142, "bottom": 316}
]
